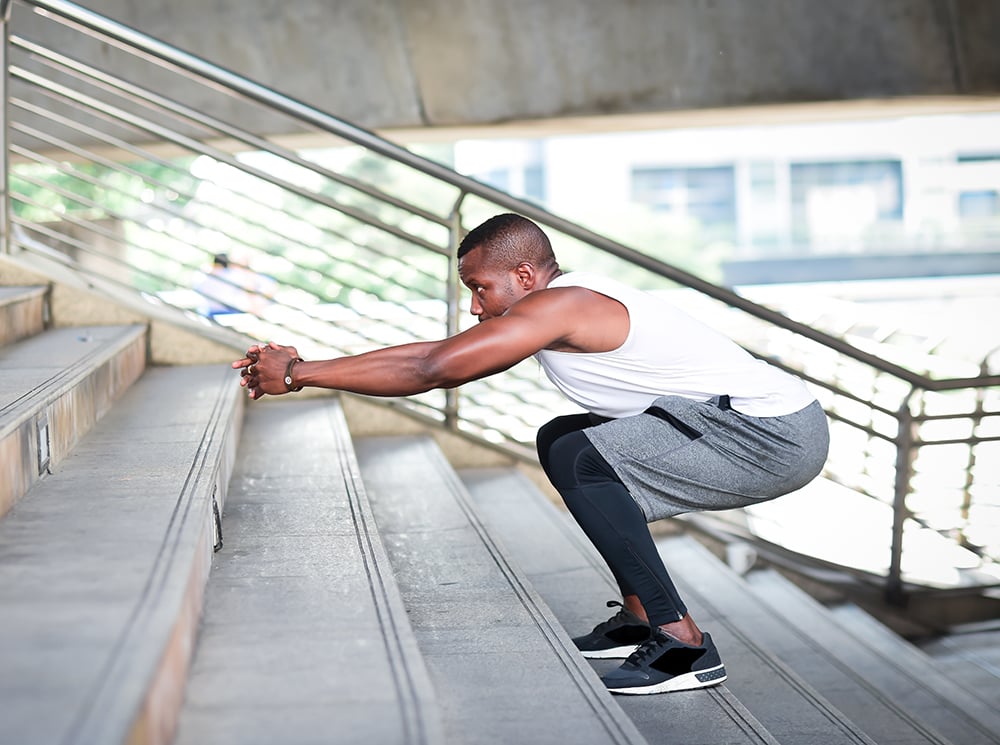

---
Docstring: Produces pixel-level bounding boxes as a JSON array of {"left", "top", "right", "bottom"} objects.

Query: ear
[{"left": 514, "top": 262, "right": 536, "bottom": 289}]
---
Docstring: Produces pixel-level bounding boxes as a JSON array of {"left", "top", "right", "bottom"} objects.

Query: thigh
[{"left": 585, "top": 397, "right": 828, "bottom": 520}]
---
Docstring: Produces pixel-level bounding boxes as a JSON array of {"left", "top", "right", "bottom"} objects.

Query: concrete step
[
  {"left": 460, "top": 467, "right": 779, "bottom": 745},
  {"left": 0, "top": 285, "right": 48, "bottom": 346},
  {"left": 355, "top": 436, "right": 647, "bottom": 745},
  {"left": 0, "top": 364, "right": 242, "bottom": 745},
  {"left": 662, "top": 536, "right": 965, "bottom": 745},
  {"left": 460, "top": 471, "right": 892, "bottom": 745},
  {"left": 744, "top": 569, "right": 1000, "bottom": 745},
  {"left": 0, "top": 323, "right": 147, "bottom": 520},
  {"left": 833, "top": 604, "right": 1000, "bottom": 718},
  {"left": 175, "top": 397, "right": 442, "bottom": 745}
]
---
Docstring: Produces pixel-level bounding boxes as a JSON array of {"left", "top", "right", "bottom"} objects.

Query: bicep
[{"left": 424, "top": 313, "right": 561, "bottom": 387}]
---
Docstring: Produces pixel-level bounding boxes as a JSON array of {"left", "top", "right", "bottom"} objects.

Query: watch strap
[{"left": 284, "top": 356, "right": 304, "bottom": 392}]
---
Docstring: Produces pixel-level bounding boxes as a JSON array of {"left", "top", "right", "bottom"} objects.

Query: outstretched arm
[{"left": 233, "top": 292, "right": 572, "bottom": 399}]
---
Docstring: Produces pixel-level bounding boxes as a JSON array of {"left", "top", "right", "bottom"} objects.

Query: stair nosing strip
[
  {"left": 63, "top": 366, "right": 238, "bottom": 745},
  {"left": 328, "top": 407, "right": 441, "bottom": 745}
]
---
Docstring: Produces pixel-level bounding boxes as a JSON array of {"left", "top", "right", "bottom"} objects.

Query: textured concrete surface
[
  {"left": 844, "top": 604, "right": 1000, "bottom": 713},
  {"left": 0, "top": 323, "right": 146, "bottom": 518},
  {"left": 744, "top": 569, "right": 1000, "bottom": 745},
  {"left": 357, "top": 435, "right": 647, "bottom": 745},
  {"left": 0, "top": 364, "right": 241, "bottom": 745},
  {"left": 12, "top": 0, "right": 1000, "bottom": 135},
  {"left": 0, "top": 286, "right": 47, "bottom": 345},
  {"left": 175, "top": 398, "right": 442, "bottom": 745}
]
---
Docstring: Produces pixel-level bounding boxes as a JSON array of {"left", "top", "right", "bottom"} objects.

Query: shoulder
[{"left": 509, "top": 284, "right": 613, "bottom": 316}]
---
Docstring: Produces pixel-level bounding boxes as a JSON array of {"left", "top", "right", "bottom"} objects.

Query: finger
[{"left": 232, "top": 357, "right": 254, "bottom": 369}]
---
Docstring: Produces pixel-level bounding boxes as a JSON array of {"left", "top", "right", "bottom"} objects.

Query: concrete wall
[{"left": 27, "top": 0, "right": 1000, "bottom": 132}]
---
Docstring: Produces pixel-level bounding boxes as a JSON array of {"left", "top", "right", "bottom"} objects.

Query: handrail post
[
  {"left": 0, "top": 0, "right": 13, "bottom": 256},
  {"left": 443, "top": 199, "right": 466, "bottom": 430},
  {"left": 886, "top": 389, "right": 919, "bottom": 605}
]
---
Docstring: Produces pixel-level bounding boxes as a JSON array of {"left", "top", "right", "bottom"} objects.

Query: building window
[
  {"left": 956, "top": 154, "right": 1000, "bottom": 219},
  {"left": 958, "top": 190, "right": 1000, "bottom": 218},
  {"left": 789, "top": 160, "right": 903, "bottom": 247},
  {"left": 474, "top": 168, "right": 510, "bottom": 192},
  {"left": 631, "top": 165, "right": 736, "bottom": 242}
]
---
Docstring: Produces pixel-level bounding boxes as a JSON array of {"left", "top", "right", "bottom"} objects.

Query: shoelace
[
  {"left": 625, "top": 631, "right": 671, "bottom": 666},
  {"left": 591, "top": 600, "right": 631, "bottom": 633}
]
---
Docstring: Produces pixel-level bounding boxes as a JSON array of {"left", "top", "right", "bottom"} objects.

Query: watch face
[{"left": 284, "top": 375, "right": 292, "bottom": 385}]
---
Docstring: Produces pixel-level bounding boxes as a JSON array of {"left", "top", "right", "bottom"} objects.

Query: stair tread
[
  {"left": 744, "top": 568, "right": 1000, "bottom": 744},
  {"left": 0, "top": 364, "right": 240, "bottom": 745},
  {"left": 356, "top": 436, "right": 647, "bottom": 745},
  {"left": 834, "top": 604, "right": 1000, "bottom": 714},
  {"left": 459, "top": 466, "right": 908, "bottom": 745},
  {"left": 0, "top": 284, "right": 45, "bottom": 313},
  {"left": 175, "top": 399, "right": 442, "bottom": 745},
  {"left": 0, "top": 324, "right": 145, "bottom": 424},
  {"left": 661, "top": 537, "right": 972, "bottom": 745},
  {"left": 461, "top": 466, "right": 786, "bottom": 745}
]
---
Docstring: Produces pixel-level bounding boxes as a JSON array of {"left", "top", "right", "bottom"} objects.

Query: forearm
[{"left": 295, "top": 341, "right": 458, "bottom": 396}]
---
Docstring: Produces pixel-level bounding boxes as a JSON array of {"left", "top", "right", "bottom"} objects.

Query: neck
[{"left": 539, "top": 265, "right": 563, "bottom": 289}]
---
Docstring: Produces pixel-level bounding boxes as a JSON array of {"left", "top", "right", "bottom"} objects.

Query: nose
[{"left": 469, "top": 294, "right": 483, "bottom": 318}]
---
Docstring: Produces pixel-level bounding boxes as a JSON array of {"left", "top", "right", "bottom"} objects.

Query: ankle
[
  {"left": 622, "top": 595, "right": 649, "bottom": 623},
  {"left": 658, "top": 618, "right": 703, "bottom": 647}
]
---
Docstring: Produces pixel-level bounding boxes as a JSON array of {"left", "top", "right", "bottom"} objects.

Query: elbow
[{"left": 416, "top": 354, "right": 465, "bottom": 391}]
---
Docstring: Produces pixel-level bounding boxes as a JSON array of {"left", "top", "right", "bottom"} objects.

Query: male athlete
[{"left": 234, "top": 212, "right": 830, "bottom": 695}]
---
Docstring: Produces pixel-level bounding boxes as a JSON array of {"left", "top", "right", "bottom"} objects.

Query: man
[{"left": 233, "top": 212, "right": 830, "bottom": 695}]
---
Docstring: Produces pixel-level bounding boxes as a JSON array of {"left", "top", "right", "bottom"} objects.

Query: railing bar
[
  {"left": 1, "top": 3, "right": 13, "bottom": 255},
  {"left": 10, "top": 142, "right": 449, "bottom": 295},
  {"left": 13, "top": 212, "right": 444, "bottom": 356},
  {"left": 11, "top": 180, "right": 449, "bottom": 348},
  {"left": 12, "top": 71, "right": 446, "bottom": 259},
  {"left": 10, "top": 190, "right": 211, "bottom": 279},
  {"left": 10, "top": 211, "right": 193, "bottom": 289},
  {"left": 913, "top": 435, "right": 1000, "bottom": 447},
  {"left": 11, "top": 124, "right": 198, "bottom": 196},
  {"left": 11, "top": 65, "right": 449, "bottom": 256},
  {"left": 9, "top": 178, "right": 280, "bottom": 319},
  {"left": 10, "top": 121, "right": 449, "bottom": 292},
  {"left": 9, "top": 33, "right": 453, "bottom": 229},
  {"left": 10, "top": 97, "right": 208, "bottom": 172}
]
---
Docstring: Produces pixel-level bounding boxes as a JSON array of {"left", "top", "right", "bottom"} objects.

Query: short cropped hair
[{"left": 457, "top": 213, "right": 557, "bottom": 271}]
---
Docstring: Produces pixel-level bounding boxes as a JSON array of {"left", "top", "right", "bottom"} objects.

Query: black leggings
[{"left": 536, "top": 414, "right": 688, "bottom": 626}]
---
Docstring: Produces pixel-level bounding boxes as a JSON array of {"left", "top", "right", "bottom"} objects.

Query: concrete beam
[{"left": 20, "top": 0, "right": 1000, "bottom": 132}]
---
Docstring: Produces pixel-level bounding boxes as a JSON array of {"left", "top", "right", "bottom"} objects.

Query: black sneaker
[
  {"left": 601, "top": 629, "right": 727, "bottom": 694},
  {"left": 572, "top": 601, "right": 652, "bottom": 659}
]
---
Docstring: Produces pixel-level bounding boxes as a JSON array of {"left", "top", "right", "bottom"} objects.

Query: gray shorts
[{"left": 584, "top": 396, "right": 830, "bottom": 522}]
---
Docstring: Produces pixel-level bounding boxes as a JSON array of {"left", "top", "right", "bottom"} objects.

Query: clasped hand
[{"left": 232, "top": 341, "right": 300, "bottom": 400}]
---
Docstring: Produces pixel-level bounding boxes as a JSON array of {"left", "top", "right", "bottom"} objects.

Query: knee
[
  {"left": 547, "top": 430, "right": 619, "bottom": 495},
  {"left": 536, "top": 414, "right": 587, "bottom": 476}
]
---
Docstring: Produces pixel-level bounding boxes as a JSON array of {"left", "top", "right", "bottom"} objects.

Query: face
[{"left": 458, "top": 248, "right": 527, "bottom": 322}]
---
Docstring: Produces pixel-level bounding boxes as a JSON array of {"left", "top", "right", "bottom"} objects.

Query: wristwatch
[{"left": 284, "top": 356, "right": 304, "bottom": 392}]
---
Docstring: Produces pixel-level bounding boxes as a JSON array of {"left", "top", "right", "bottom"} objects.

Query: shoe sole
[
  {"left": 579, "top": 644, "right": 641, "bottom": 659},
  {"left": 605, "top": 664, "right": 728, "bottom": 695}
]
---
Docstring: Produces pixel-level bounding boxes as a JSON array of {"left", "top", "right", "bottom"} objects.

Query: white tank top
[{"left": 534, "top": 272, "right": 816, "bottom": 418}]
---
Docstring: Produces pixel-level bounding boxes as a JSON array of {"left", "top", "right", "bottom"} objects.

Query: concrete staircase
[{"left": 2, "top": 283, "right": 999, "bottom": 745}]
